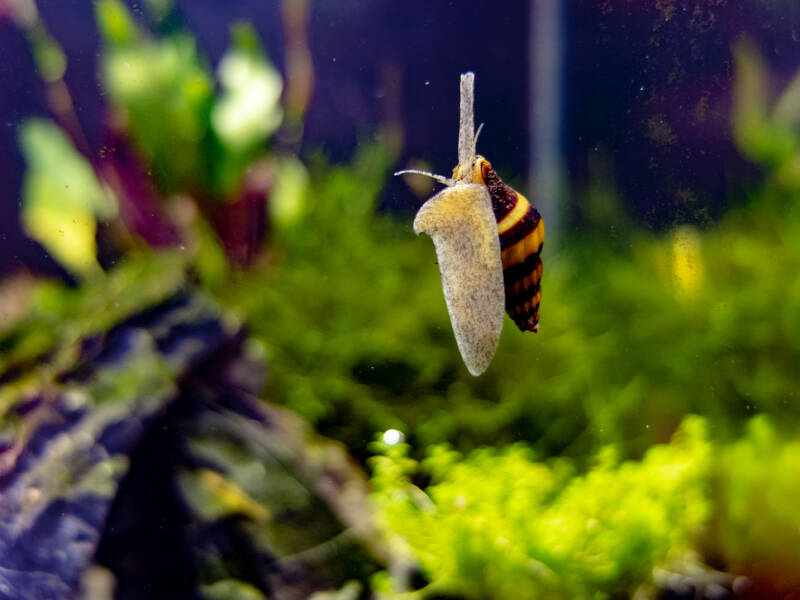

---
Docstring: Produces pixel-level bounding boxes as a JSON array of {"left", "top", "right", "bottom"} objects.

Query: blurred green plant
[
  {"left": 96, "top": 0, "right": 213, "bottom": 195},
  {"left": 200, "top": 580, "right": 268, "bottom": 600},
  {"left": 710, "top": 415, "right": 800, "bottom": 592},
  {"left": 0, "top": 250, "right": 187, "bottom": 401},
  {"left": 214, "top": 132, "right": 800, "bottom": 462},
  {"left": 210, "top": 21, "right": 284, "bottom": 197},
  {"left": 212, "top": 24, "right": 283, "bottom": 148},
  {"left": 369, "top": 416, "right": 711, "bottom": 599},
  {"left": 15, "top": 1, "right": 800, "bottom": 468},
  {"left": 369, "top": 415, "right": 800, "bottom": 598},
  {"left": 18, "top": 119, "right": 117, "bottom": 278},
  {"left": 16, "top": 0, "right": 303, "bottom": 278},
  {"left": 732, "top": 39, "right": 800, "bottom": 202},
  {"left": 9, "top": 6, "right": 800, "bottom": 597},
  {"left": 96, "top": 0, "right": 285, "bottom": 200}
]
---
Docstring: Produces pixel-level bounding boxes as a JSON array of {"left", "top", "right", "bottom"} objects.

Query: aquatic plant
[
  {"left": 18, "top": 119, "right": 117, "bottom": 278},
  {"left": 731, "top": 39, "right": 800, "bottom": 202},
  {"left": 0, "top": 251, "right": 383, "bottom": 599},
  {"left": 215, "top": 134, "right": 800, "bottom": 463},
  {"left": 6, "top": 2, "right": 800, "bottom": 597},
  {"left": 96, "top": 0, "right": 282, "bottom": 200},
  {"left": 369, "top": 416, "right": 712, "bottom": 599},
  {"left": 710, "top": 416, "right": 800, "bottom": 592},
  {"left": 369, "top": 415, "right": 800, "bottom": 598}
]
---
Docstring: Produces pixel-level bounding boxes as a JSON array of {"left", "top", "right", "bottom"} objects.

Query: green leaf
[
  {"left": 211, "top": 23, "right": 283, "bottom": 151},
  {"left": 94, "top": 0, "right": 139, "bottom": 47},
  {"left": 19, "top": 119, "right": 117, "bottom": 278}
]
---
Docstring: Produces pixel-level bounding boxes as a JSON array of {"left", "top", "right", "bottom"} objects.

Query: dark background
[{"left": 2, "top": 0, "right": 799, "bottom": 275}]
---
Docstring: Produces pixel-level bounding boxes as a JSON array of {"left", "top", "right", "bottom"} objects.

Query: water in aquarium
[{"left": 1, "top": 1, "right": 799, "bottom": 598}]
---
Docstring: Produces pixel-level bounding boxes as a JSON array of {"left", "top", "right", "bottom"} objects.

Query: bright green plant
[
  {"left": 369, "top": 417, "right": 711, "bottom": 599},
  {"left": 732, "top": 39, "right": 800, "bottom": 204},
  {"left": 214, "top": 135, "right": 800, "bottom": 462},
  {"left": 18, "top": 119, "right": 117, "bottom": 278},
  {"left": 369, "top": 415, "right": 800, "bottom": 597},
  {"left": 95, "top": 0, "right": 284, "bottom": 199},
  {"left": 711, "top": 416, "right": 800, "bottom": 591},
  {"left": 97, "top": 0, "right": 216, "bottom": 194}
]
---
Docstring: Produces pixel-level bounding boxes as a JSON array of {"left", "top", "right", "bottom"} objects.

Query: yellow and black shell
[{"left": 465, "top": 157, "right": 545, "bottom": 332}]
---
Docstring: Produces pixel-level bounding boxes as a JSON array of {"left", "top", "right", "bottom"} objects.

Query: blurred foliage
[
  {"left": 95, "top": 0, "right": 284, "bottom": 200},
  {"left": 212, "top": 142, "right": 458, "bottom": 456},
  {"left": 212, "top": 23, "right": 283, "bottom": 150},
  {"left": 7, "top": 5, "right": 800, "bottom": 596},
  {"left": 0, "top": 250, "right": 187, "bottom": 393},
  {"left": 28, "top": 24, "right": 66, "bottom": 82},
  {"left": 7, "top": 0, "right": 66, "bottom": 82},
  {"left": 97, "top": 0, "right": 215, "bottom": 195},
  {"left": 369, "top": 415, "right": 800, "bottom": 598},
  {"left": 18, "top": 119, "right": 117, "bottom": 278},
  {"left": 214, "top": 137, "right": 800, "bottom": 463},
  {"left": 732, "top": 39, "right": 800, "bottom": 202},
  {"left": 369, "top": 416, "right": 711, "bottom": 599},
  {"left": 269, "top": 154, "right": 310, "bottom": 227},
  {"left": 0, "top": 246, "right": 384, "bottom": 598},
  {"left": 711, "top": 416, "right": 800, "bottom": 592},
  {"left": 200, "top": 579, "right": 268, "bottom": 600},
  {"left": 207, "top": 39, "right": 800, "bottom": 594}
]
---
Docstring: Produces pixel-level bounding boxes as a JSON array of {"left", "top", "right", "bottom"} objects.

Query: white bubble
[{"left": 382, "top": 428, "right": 404, "bottom": 446}]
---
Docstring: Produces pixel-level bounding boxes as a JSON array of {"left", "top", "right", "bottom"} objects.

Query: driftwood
[{"left": 0, "top": 287, "right": 384, "bottom": 600}]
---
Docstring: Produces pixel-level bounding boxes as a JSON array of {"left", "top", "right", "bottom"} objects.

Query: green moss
[
  {"left": 210, "top": 134, "right": 800, "bottom": 463},
  {"left": 711, "top": 416, "right": 800, "bottom": 590},
  {"left": 0, "top": 250, "right": 187, "bottom": 390},
  {"left": 369, "top": 417, "right": 711, "bottom": 599}
]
